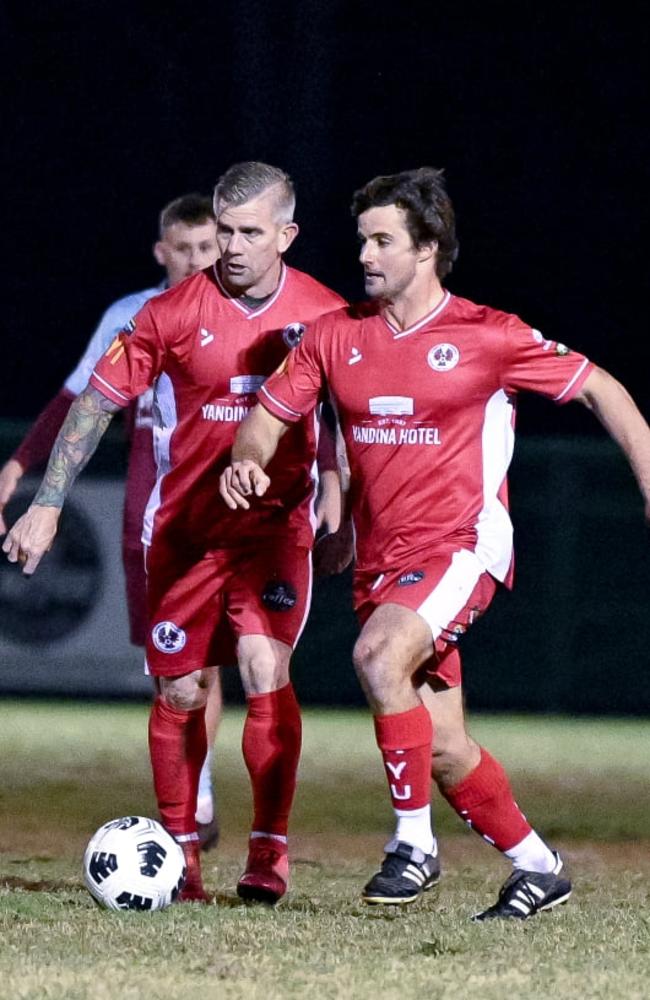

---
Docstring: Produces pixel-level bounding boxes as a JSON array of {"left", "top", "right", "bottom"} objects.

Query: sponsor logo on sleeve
[
  {"left": 532, "top": 328, "right": 553, "bottom": 350},
  {"left": 120, "top": 317, "right": 137, "bottom": 336},
  {"left": 106, "top": 337, "right": 125, "bottom": 365},
  {"left": 427, "top": 343, "right": 460, "bottom": 372}
]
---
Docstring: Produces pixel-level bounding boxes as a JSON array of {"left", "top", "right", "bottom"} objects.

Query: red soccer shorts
[
  {"left": 144, "top": 540, "right": 313, "bottom": 677},
  {"left": 354, "top": 547, "right": 498, "bottom": 688}
]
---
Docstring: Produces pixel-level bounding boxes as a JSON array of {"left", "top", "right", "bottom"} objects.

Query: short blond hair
[{"left": 214, "top": 162, "right": 295, "bottom": 224}]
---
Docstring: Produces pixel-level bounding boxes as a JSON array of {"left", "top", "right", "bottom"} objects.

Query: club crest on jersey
[
  {"left": 282, "top": 323, "right": 305, "bottom": 348},
  {"left": 261, "top": 580, "right": 297, "bottom": 612},
  {"left": 397, "top": 570, "right": 425, "bottom": 587},
  {"left": 428, "top": 343, "right": 460, "bottom": 372},
  {"left": 555, "top": 343, "right": 570, "bottom": 356},
  {"left": 152, "top": 621, "right": 187, "bottom": 654}
]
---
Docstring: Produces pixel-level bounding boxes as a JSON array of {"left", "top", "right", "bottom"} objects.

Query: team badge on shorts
[
  {"left": 427, "top": 343, "right": 460, "bottom": 372},
  {"left": 151, "top": 621, "right": 187, "bottom": 653},
  {"left": 397, "top": 570, "right": 425, "bottom": 586},
  {"left": 282, "top": 323, "right": 305, "bottom": 348},
  {"left": 261, "top": 580, "right": 297, "bottom": 612}
]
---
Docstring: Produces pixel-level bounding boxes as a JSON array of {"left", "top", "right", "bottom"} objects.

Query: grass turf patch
[{"left": 1, "top": 701, "right": 649, "bottom": 998}]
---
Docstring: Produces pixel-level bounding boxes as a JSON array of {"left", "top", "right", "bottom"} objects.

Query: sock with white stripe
[
  {"left": 148, "top": 696, "right": 207, "bottom": 839},
  {"left": 441, "top": 747, "right": 557, "bottom": 871},
  {"left": 195, "top": 750, "right": 214, "bottom": 824},
  {"left": 394, "top": 806, "right": 437, "bottom": 857},
  {"left": 504, "top": 830, "right": 557, "bottom": 873},
  {"left": 374, "top": 705, "right": 435, "bottom": 855}
]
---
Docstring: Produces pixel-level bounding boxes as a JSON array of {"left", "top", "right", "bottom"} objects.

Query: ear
[
  {"left": 153, "top": 240, "right": 166, "bottom": 266},
  {"left": 416, "top": 239, "right": 438, "bottom": 264},
  {"left": 278, "top": 222, "right": 299, "bottom": 254}
]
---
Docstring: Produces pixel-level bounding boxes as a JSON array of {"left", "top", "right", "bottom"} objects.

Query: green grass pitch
[{"left": 1, "top": 700, "right": 649, "bottom": 999}]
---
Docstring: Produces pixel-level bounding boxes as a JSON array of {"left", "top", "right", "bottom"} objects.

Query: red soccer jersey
[
  {"left": 90, "top": 263, "right": 344, "bottom": 551},
  {"left": 260, "top": 292, "right": 594, "bottom": 584}
]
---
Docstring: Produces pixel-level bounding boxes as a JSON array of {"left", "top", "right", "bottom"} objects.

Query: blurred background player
[
  {"left": 220, "top": 166, "right": 650, "bottom": 920},
  {"left": 3, "top": 162, "right": 345, "bottom": 904},
  {"left": 0, "top": 193, "right": 223, "bottom": 849}
]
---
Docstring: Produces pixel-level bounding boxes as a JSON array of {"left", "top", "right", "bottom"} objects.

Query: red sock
[
  {"left": 441, "top": 748, "right": 532, "bottom": 851},
  {"left": 148, "top": 696, "right": 207, "bottom": 839},
  {"left": 374, "top": 705, "right": 433, "bottom": 811},
  {"left": 242, "top": 683, "right": 302, "bottom": 837}
]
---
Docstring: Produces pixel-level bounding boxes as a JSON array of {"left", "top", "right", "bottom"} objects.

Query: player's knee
[
  {"left": 239, "top": 647, "right": 290, "bottom": 695},
  {"left": 353, "top": 633, "right": 404, "bottom": 697},
  {"left": 159, "top": 670, "right": 209, "bottom": 712}
]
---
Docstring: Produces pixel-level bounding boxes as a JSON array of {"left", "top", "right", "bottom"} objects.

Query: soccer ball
[{"left": 83, "top": 816, "right": 186, "bottom": 911}]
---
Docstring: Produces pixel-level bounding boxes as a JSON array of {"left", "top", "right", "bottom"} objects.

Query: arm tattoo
[{"left": 33, "top": 386, "right": 122, "bottom": 508}]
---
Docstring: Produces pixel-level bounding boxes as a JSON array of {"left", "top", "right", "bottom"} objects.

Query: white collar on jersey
[
  {"left": 212, "top": 261, "right": 288, "bottom": 319},
  {"left": 383, "top": 290, "right": 452, "bottom": 340}
]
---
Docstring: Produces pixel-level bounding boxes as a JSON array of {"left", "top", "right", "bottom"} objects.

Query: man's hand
[
  {"left": 315, "top": 469, "right": 342, "bottom": 536},
  {"left": 0, "top": 459, "right": 24, "bottom": 534},
  {"left": 313, "top": 518, "right": 354, "bottom": 577},
  {"left": 219, "top": 460, "right": 271, "bottom": 510},
  {"left": 2, "top": 504, "right": 61, "bottom": 575}
]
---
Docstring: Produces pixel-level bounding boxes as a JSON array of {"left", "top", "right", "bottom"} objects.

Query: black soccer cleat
[
  {"left": 362, "top": 840, "right": 441, "bottom": 905},
  {"left": 472, "top": 851, "right": 572, "bottom": 921}
]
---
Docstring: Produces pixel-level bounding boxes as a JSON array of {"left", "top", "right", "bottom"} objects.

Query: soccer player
[
  {"left": 0, "top": 193, "right": 224, "bottom": 848},
  {"left": 219, "top": 167, "right": 650, "bottom": 920},
  {"left": 3, "top": 162, "right": 345, "bottom": 904}
]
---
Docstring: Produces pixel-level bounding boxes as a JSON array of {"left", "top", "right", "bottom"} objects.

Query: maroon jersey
[
  {"left": 260, "top": 292, "right": 594, "bottom": 583},
  {"left": 90, "top": 263, "right": 344, "bottom": 552}
]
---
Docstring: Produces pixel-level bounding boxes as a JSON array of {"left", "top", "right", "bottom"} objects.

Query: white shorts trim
[{"left": 416, "top": 549, "right": 484, "bottom": 640}]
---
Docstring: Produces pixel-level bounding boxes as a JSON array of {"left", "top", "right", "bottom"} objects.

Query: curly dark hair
[{"left": 351, "top": 167, "right": 459, "bottom": 279}]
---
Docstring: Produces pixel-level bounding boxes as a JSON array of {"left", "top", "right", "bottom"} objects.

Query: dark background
[
  {"left": 1, "top": 2, "right": 649, "bottom": 712},
  {"left": 2, "top": 1, "right": 649, "bottom": 433}
]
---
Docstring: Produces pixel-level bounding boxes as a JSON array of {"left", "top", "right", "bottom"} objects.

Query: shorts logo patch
[
  {"left": 262, "top": 580, "right": 297, "bottom": 612},
  {"left": 397, "top": 570, "right": 425, "bottom": 586},
  {"left": 152, "top": 620, "right": 187, "bottom": 653},
  {"left": 427, "top": 343, "right": 460, "bottom": 372},
  {"left": 282, "top": 323, "right": 305, "bottom": 348}
]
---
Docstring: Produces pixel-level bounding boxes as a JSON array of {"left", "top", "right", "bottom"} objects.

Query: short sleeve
[
  {"left": 259, "top": 317, "right": 328, "bottom": 422},
  {"left": 501, "top": 316, "right": 594, "bottom": 404},
  {"left": 90, "top": 299, "right": 166, "bottom": 406},
  {"left": 65, "top": 301, "right": 134, "bottom": 395}
]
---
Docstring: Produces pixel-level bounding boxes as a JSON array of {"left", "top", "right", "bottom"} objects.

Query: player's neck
[{"left": 381, "top": 277, "right": 446, "bottom": 332}]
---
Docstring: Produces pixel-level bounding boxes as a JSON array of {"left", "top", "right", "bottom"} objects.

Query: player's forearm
[
  {"left": 33, "top": 386, "right": 121, "bottom": 508},
  {"left": 232, "top": 404, "right": 288, "bottom": 469},
  {"left": 578, "top": 367, "right": 650, "bottom": 508}
]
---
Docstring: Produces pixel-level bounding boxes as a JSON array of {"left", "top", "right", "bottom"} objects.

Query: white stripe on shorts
[{"left": 416, "top": 549, "right": 484, "bottom": 640}]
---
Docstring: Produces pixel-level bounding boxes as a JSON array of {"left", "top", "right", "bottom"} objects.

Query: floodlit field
[{"left": 1, "top": 701, "right": 649, "bottom": 999}]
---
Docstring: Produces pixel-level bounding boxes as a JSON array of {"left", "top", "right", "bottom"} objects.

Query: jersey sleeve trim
[
  {"left": 89, "top": 370, "right": 132, "bottom": 405},
  {"left": 553, "top": 358, "right": 593, "bottom": 403},
  {"left": 259, "top": 383, "right": 303, "bottom": 422}
]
